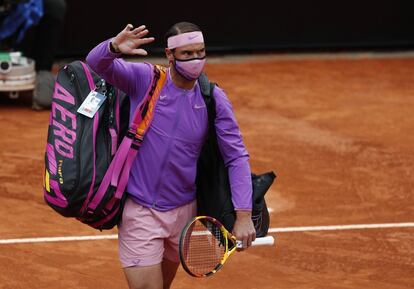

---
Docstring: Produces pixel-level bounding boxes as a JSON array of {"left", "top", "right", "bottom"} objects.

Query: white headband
[{"left": 167, "top": 31, "right": 204, "bottom": 49}]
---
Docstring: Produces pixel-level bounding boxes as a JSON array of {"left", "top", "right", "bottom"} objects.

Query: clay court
[{"left": 0, "top": 53, "right": 414, "bottom": 289}]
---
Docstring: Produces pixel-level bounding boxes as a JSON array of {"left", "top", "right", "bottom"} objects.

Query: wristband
[{"left": 109, "top": 41, "right": 121, "bottom": 53}]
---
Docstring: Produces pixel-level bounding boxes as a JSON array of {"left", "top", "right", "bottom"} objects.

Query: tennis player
[{"left": 86, "top": 21, "right": 255, "bottom": 289}]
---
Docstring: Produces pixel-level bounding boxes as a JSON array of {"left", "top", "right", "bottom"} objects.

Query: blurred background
[
  {"left": 1, "top": 0, "right": 414, "bottom": 110},
  {"left": 1, "top": 1, "right": 414, "bottom": 289},
  {"left": 58, "top": 0, "right": 414, "bottom": 57}
]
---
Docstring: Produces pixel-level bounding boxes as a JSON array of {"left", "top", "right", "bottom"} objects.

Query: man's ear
[{"left": 165, "top": 48, "right": 174, "bottom": 62}]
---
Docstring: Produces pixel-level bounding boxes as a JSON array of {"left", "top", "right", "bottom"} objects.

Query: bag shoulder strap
[
  {"left": 198, "top": 72, "right": 217, "bottom": 129},
  {"left": 129, "top": 64, "right": 167, "bottom": 138},
  {"left": 87, "top": 64, "right": 167, "bottom": 212}
]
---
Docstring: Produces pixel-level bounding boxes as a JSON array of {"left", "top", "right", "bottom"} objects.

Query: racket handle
[
  {"left": 236, "top": 236, "right": 275, "bottom": 248},
  {"left": 252, "top": 236, "right": 275, "bottom": 246}
]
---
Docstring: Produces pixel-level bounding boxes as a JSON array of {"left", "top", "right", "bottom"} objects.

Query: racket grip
[
  {"left": 236, "top": 236, "right": 275, "bottom": 248},
  {"left": 252, "top": 236, "right": 275, "bottom": 246}
]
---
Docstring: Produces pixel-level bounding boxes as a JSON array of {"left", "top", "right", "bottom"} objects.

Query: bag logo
[{"left": 51, "top": 85, "right": 77, "bottom": 159}]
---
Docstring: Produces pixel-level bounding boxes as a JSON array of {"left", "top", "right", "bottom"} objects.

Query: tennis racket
[{"left": 179, "top": 216, "right": 275, "bottom": 277}]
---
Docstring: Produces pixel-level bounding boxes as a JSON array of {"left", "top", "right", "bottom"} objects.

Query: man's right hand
[{"left": 110, "top": 24, "right": 155, "bottom": 56}]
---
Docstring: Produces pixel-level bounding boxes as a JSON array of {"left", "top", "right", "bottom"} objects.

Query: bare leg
[
  {"left": 124, "top": 263, "right": 163, "bottom": 289},
  {"left": 162, "top": 259, "right": 180, "bottom": 289}
]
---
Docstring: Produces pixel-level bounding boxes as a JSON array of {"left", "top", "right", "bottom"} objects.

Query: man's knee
[{"left": 124, "top": 264, "right": 163, "bottom": 289}]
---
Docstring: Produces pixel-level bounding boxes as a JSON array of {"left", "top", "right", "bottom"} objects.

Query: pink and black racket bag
[
  {"left": 43, "top": 61, "right": 129, "bottom": 229},
  {"left": 43, "top": 61, "right": 165, "bottom": 230}
]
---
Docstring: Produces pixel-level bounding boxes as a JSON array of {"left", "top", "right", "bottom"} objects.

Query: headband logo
[{"left": 167, "top": 32, "right": 204, "bottom": 49}]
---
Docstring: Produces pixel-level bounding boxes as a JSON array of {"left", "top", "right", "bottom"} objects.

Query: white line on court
[
  {"left": 0, "top": 222, "right": 413, "bottom": 245},
  {"left": 268, "top": 222, "right": 414, "bottom": 233},
  {"left": 0, "top": 234, "right": 118, "bottom": 245}
]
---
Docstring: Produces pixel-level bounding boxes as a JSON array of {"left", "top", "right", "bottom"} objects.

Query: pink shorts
[{"left": 118, "top": 197, "right": 197, "bottom": 268}]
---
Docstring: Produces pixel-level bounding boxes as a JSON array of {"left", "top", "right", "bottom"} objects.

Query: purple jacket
[{"left": 86, "top": 39, "right": 252, "bottom": 211}]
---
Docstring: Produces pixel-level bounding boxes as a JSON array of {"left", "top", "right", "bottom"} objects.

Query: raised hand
[{"left": 111, "top": 24, "right": 155, "bottom": 56}]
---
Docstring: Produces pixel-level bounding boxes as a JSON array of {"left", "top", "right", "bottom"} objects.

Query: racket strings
[{"left": 182, "top": 219, "right": 226, "bottom": 275}]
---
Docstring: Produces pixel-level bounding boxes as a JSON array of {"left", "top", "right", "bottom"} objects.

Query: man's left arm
[{"left": 213, "top": 86, "right": 256, "bottom": 249}]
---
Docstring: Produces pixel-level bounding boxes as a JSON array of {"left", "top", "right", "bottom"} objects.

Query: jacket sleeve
[
  {"left": 214, "top": 86, "right": 252, "bottom": 210},
  {"left": 85, "top": 38, "right": 151, "bottom": 100}
]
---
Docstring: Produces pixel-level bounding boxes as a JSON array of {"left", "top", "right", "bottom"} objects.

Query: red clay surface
[{"left": 1, "top": 54, "right": 414, "bottom": 289}]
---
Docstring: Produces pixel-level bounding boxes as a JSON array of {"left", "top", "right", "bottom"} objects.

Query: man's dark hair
[{"left": 164, "top": 22, "right": 201, "bottom": 47}]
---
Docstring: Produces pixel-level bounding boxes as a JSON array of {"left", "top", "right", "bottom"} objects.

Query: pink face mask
[{"left": 174, "top": 57, "right": 206, "bottom": 81}]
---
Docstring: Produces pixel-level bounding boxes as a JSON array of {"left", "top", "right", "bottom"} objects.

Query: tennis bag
[
  {"left": 196, "top": 74, "right": 276, "bottom": 237},
  {"left": 43, "top": 61, "right": 167, "bottom": 230}
]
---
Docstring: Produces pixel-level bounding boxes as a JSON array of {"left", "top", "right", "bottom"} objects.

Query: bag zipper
[{"left": 66, "top": 65, "right": 85, "bottom": 192}]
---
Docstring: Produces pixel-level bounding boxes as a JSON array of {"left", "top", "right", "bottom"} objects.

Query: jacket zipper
[{"left": 151, "top": 92, "right": 186, "bottom": 208}]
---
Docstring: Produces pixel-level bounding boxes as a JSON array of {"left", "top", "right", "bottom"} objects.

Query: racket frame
[{"left": 179, "top": 216, "right": 237, "bottom": 277}]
